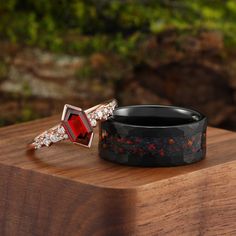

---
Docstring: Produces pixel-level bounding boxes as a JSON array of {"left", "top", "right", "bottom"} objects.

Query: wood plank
[
  {"left": 0, "top": 116, "right": 235, "bottom": 188},
  {"left": 0, "top": 117, "right": 235, "bottom": 235}
]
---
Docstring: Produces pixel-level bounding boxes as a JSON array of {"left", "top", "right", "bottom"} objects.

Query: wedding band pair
[{"left": 28, "top": 99, "right": 117, "bottom": 150}]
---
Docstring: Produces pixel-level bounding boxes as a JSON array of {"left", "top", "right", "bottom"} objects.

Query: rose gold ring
[{"left": 28, "top": 99, "right": 117, "bottom": 150}]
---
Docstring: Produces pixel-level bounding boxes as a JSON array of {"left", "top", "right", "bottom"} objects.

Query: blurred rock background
[{"left": 1, "top": 1, "right": 236, "bottom": 130}]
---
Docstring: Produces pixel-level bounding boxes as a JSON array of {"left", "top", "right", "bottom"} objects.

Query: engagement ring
[{"left": 28, "top": 99, "right": 117, "bottom": 150}]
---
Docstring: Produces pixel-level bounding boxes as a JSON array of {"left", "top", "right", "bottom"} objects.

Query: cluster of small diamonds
[
  {"left": 32, "top": 124, "right": 68, "bottom": 149},
  {"left": 87, "top": 100, "right": 117, "bottom": 127}
]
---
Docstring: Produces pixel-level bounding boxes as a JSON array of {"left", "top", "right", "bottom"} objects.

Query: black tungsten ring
[{"left": 99, "top": 105, "right": 207, "bottom": 167}]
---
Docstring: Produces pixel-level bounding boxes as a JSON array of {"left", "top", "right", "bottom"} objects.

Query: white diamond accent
[
  {"left": 43, "top": 139, "right": 51, "bottom": 147},
  {"left": 90, "top": 119, "right": 97, "bottom": 127},
  {"left": 58, "top": 126, "right": 65, "bottom": 134},
  {"left": 50, "top": 134, "right": 59, "bottom": 143},
  {"left": 104, "top": 108, "right": 108, "bottom": 114},
  {"left": 97, "top": 111, "right": 103, "bottom": 119}
]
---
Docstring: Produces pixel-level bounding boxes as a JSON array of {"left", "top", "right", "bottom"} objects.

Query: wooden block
[{"left": 0, "top": 116, "right": 235, "bottom": 236}]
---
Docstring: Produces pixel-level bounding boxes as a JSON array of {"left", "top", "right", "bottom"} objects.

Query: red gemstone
[
  {"left": 159, "top": 148, "right": 165, "bottom": 157},
  {"left": 148, "top": 143, "right": 156, "bottom": 150},
  {"left": 62, "top": 105, "right": 93, "bottom": 147}
]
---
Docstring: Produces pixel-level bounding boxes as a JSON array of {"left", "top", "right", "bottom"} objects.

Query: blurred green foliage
[{"left": 0, "top": 0, "right": 236, "bottom": 56}]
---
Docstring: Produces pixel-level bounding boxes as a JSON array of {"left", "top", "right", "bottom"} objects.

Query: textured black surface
[{"left": 99, "top": 105, "right": 207, "bottom": 167}]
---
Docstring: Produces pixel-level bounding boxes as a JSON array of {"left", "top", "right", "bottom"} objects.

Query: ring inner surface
[{"left": 113, "top": 106, "right": 202, "bottom": 127}]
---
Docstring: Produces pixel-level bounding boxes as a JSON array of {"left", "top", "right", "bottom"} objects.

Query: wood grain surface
[{"left": 0, "top": 116, "right": 235, "bottom": 236}]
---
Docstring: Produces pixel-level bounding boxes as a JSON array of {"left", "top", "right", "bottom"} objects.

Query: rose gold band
[{"left": 28, "top": 99, "right": 117, "bottom": 150}]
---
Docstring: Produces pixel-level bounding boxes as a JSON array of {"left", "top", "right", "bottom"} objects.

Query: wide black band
[{"left": 99, "top": 105, "right": 207, "bottom": 167}]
